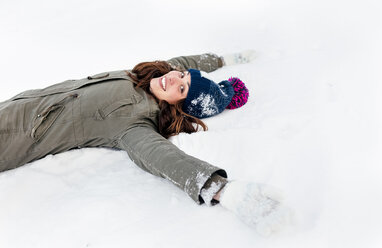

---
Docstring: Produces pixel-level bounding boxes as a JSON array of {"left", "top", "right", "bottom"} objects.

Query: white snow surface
[{"left": 0, "top": 0, "right": 381, "bottom": 247}]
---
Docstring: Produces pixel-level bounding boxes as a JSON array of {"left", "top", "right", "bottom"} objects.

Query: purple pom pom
[{"left": 226, "top": 77, "right": 249, "bottom": 109}]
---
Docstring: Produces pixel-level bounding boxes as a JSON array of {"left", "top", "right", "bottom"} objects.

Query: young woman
[{"left": 0, "top": 51, "right": 290, "bottom": 235}]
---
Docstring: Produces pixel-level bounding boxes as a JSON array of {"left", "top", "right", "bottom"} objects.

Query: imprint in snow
[{"left": 189, "top": 93, "right": 218, "bottom": 117}]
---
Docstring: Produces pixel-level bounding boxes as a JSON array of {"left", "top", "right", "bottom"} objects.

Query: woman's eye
[
  {"left": 180, "top": 85, "right": 184, "bottom": 93},
  {"left": 181, "top": 72, "right": 185, "bottom": 78}
]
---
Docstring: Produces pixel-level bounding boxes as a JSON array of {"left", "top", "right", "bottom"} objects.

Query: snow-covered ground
[{"left": 1, "top": 0, "right": 381, "bottom": 247}]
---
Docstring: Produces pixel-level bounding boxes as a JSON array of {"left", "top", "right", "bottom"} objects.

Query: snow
[
  {"left": 0, "top": 0, "right": 381, "bottom": 247},
  {"left": 219, "top": 181, "right": 291, "bottom": 236}
]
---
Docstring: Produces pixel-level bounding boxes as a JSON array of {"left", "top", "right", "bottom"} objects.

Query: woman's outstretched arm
[
  {"left": 116, "top": 126, "right": 292, "bottom": 234},
  {"left": 116, "top": 125, "right": 227, "bottom": 205},
  {"left": 166, "top": 53, "right": 224, "bottom": 73},
  {"left": 166, "top": 50, "right": 256, "bottom": 73}
]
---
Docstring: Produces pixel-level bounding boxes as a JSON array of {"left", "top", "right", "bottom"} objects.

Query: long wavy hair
[{"left": 127, "top": 61, "right": 207, "bottom": 138}]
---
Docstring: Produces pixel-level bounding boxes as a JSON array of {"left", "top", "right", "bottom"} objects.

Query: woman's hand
[{"left": 222, "top": 50, "right": 257, "bottom": 66}]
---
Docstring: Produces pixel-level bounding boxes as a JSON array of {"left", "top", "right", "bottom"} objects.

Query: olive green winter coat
[{"left": 0, "top": 53, "right": 227, "bottom": 204}]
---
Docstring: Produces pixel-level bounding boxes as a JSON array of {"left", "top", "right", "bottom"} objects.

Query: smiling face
[{"left": 149, "top": 70, "right": 191, "bottom": 104}]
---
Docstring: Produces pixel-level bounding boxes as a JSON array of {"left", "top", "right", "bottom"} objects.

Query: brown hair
[{"left": 127, "top": 61, "right": 207, "bottom": 138}]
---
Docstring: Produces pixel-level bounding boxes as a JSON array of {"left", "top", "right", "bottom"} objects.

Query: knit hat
[{"left": 182, "top": 69, "right": 249, "bottom": 119}]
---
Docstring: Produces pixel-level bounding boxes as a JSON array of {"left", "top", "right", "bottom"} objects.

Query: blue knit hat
[{"left": 182, "top": 69, "right": 249, "bottom": 119}]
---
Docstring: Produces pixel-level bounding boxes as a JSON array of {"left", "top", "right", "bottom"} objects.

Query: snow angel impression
[{"left": 0, "top": 51, "right": 291, "bottom": 235}]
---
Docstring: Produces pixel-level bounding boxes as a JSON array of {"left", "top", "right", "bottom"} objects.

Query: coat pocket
[
  {"left": 31, "top": 105, "right": 65, "bottom": 142},
  {"left": 95, "top": 98, "right": 136, "bottom": 120},
  {"left": 30, "top": 94, "right": 78, "bottom": 142}
]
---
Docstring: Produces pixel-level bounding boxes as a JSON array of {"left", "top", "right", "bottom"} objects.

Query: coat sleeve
[
  {"left": 116, "top": 125, "right": 227, "bottom": 204},
  {"left": 166, "top": 53, "right": 224, "bottom": 73}
]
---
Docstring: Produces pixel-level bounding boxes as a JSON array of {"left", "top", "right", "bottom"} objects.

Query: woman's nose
[{"left": 169, "top": 76, "right": 181, "bottom": 86}]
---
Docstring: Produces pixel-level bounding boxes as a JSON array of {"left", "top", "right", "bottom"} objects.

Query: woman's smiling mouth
[{"left": 161, "top": 77, "right": 166, "bottom": 91}]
